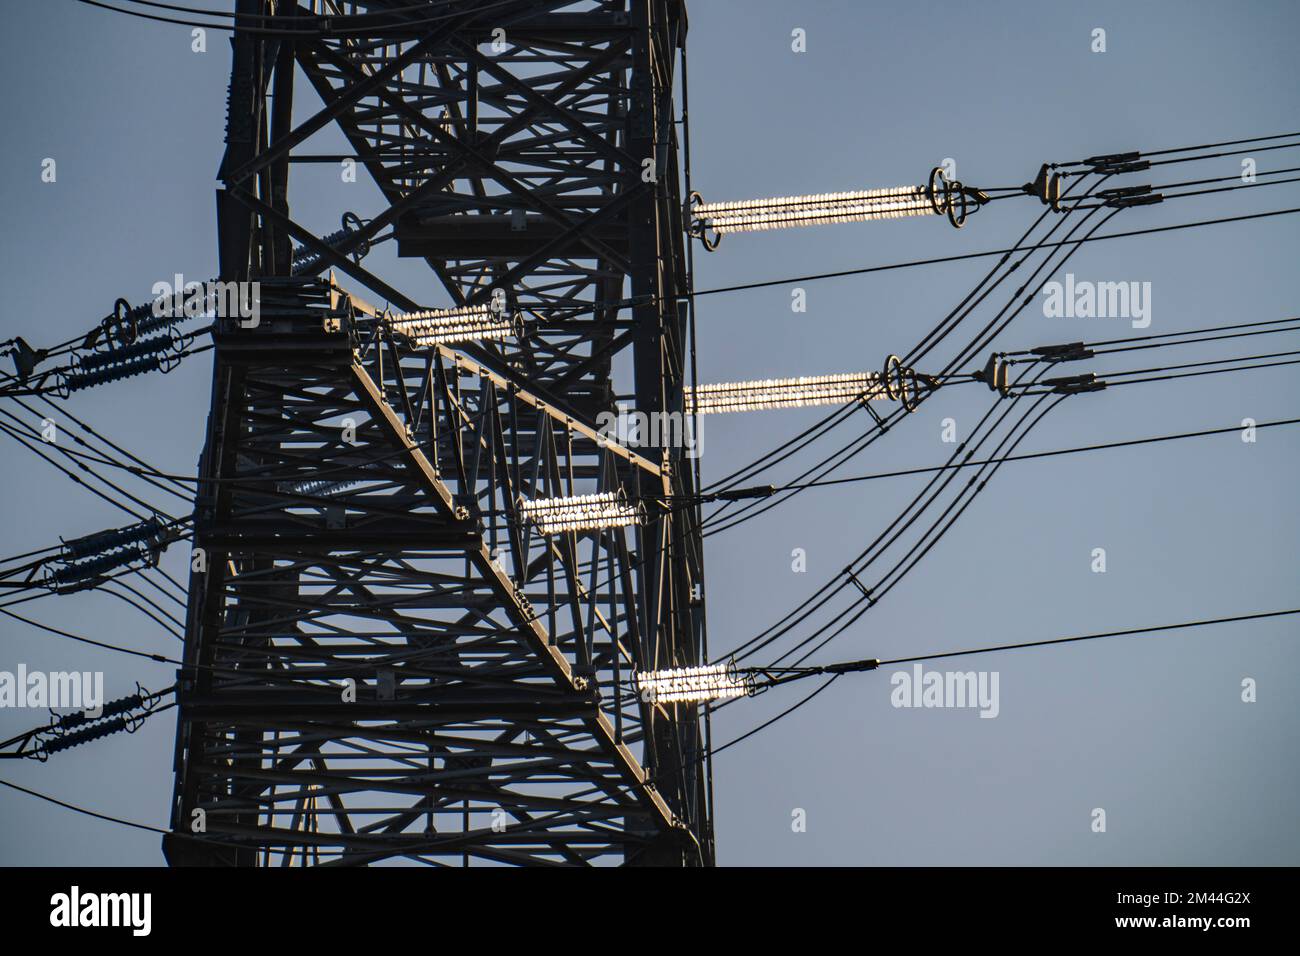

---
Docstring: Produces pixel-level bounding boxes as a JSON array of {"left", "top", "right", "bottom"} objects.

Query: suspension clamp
[{"left": 973, "top": 353, "right": 1013, "bottom": 396}]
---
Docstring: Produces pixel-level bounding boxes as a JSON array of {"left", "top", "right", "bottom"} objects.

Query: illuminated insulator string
[
  {"left": 689, "top": 356, "right": 938, "bottom": 415},
  {"left": 518, "top": 491, "right": 644, "bottom": 535},
  {"left": 632, "top": 657, "right": 885, "bottom": 706},
  {"left": 387, "top": 303, "right": 522, "bottom": 348},
  {"left": 686, "top": 372, "right": 887, "bottom": 415},
  {"left": 689, "top": 169, "right": 984, "bottom": 248},
  {"left": 695, "top": 186, "right": 935, "bottom": 232},
  {"left": 635, "top": 662, "right": 754, "bottom": 705}
]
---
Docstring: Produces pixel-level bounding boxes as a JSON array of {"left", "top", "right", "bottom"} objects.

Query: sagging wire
[
  {"left": 779, "top": 393, "right": 1074, "bottom": 672},
  {"left": 30, "top": 394, "right": 194, "bottom": 502},
  {"left": 724, "top": 361, "right": 1061, "bottom": 666},
  {"left": 721, "top": 333, "right": 1299, "bottom": 670},
  {"left": 0, "top": 411, "right": 171, "bottom": 524}
]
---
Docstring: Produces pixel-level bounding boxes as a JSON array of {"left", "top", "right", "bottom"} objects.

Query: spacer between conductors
[
  {"left": 996, "top": 359, "right": 1012, "bottom": 397},
  {"left": 977, "top": 353, "right": 1012, "bottom": 396},
  {"left": 1024, "top": 164, "right": 1065, "bottom": 212}
]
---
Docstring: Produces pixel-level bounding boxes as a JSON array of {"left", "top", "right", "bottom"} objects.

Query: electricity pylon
[{"left": 165, "top": 0, "right": 709, "bottom": 867}]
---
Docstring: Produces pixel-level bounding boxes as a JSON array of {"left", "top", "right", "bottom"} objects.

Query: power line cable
[
  {"left": 0, "top": 776, "right": 171, "bottom": 835},
  {"left": 700, "top": 173, "right": 1107, "bottom": 499},
  {"left": 784, "top": 415, "right": 1300, "bottom": 491},
  {"left": 686, "top": 206, "right": 1300, "bottom": 301},
  {"left": 725, "top": 362, "right": 1053, "bottom": 661},
  {"left": 705, "top": 607, "right": 1300, "bottom": 760}
]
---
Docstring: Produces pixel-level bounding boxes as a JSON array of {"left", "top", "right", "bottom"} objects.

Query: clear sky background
[{"left": 0, "top": 0, "right": 1296, "bottom": 866}]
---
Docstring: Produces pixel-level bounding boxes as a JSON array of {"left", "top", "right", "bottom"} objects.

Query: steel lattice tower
[{"left": 164, "top": 0, "right": 709, "bottom": 866}]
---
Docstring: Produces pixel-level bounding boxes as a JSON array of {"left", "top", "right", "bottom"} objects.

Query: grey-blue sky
[{"left": 0, "top": 0, "right": 1296, "bottom": 865}]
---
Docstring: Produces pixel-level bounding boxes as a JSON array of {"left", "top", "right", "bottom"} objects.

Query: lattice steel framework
[{"left": 165, "top": 0, "right": 709, "bottom": 866}]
